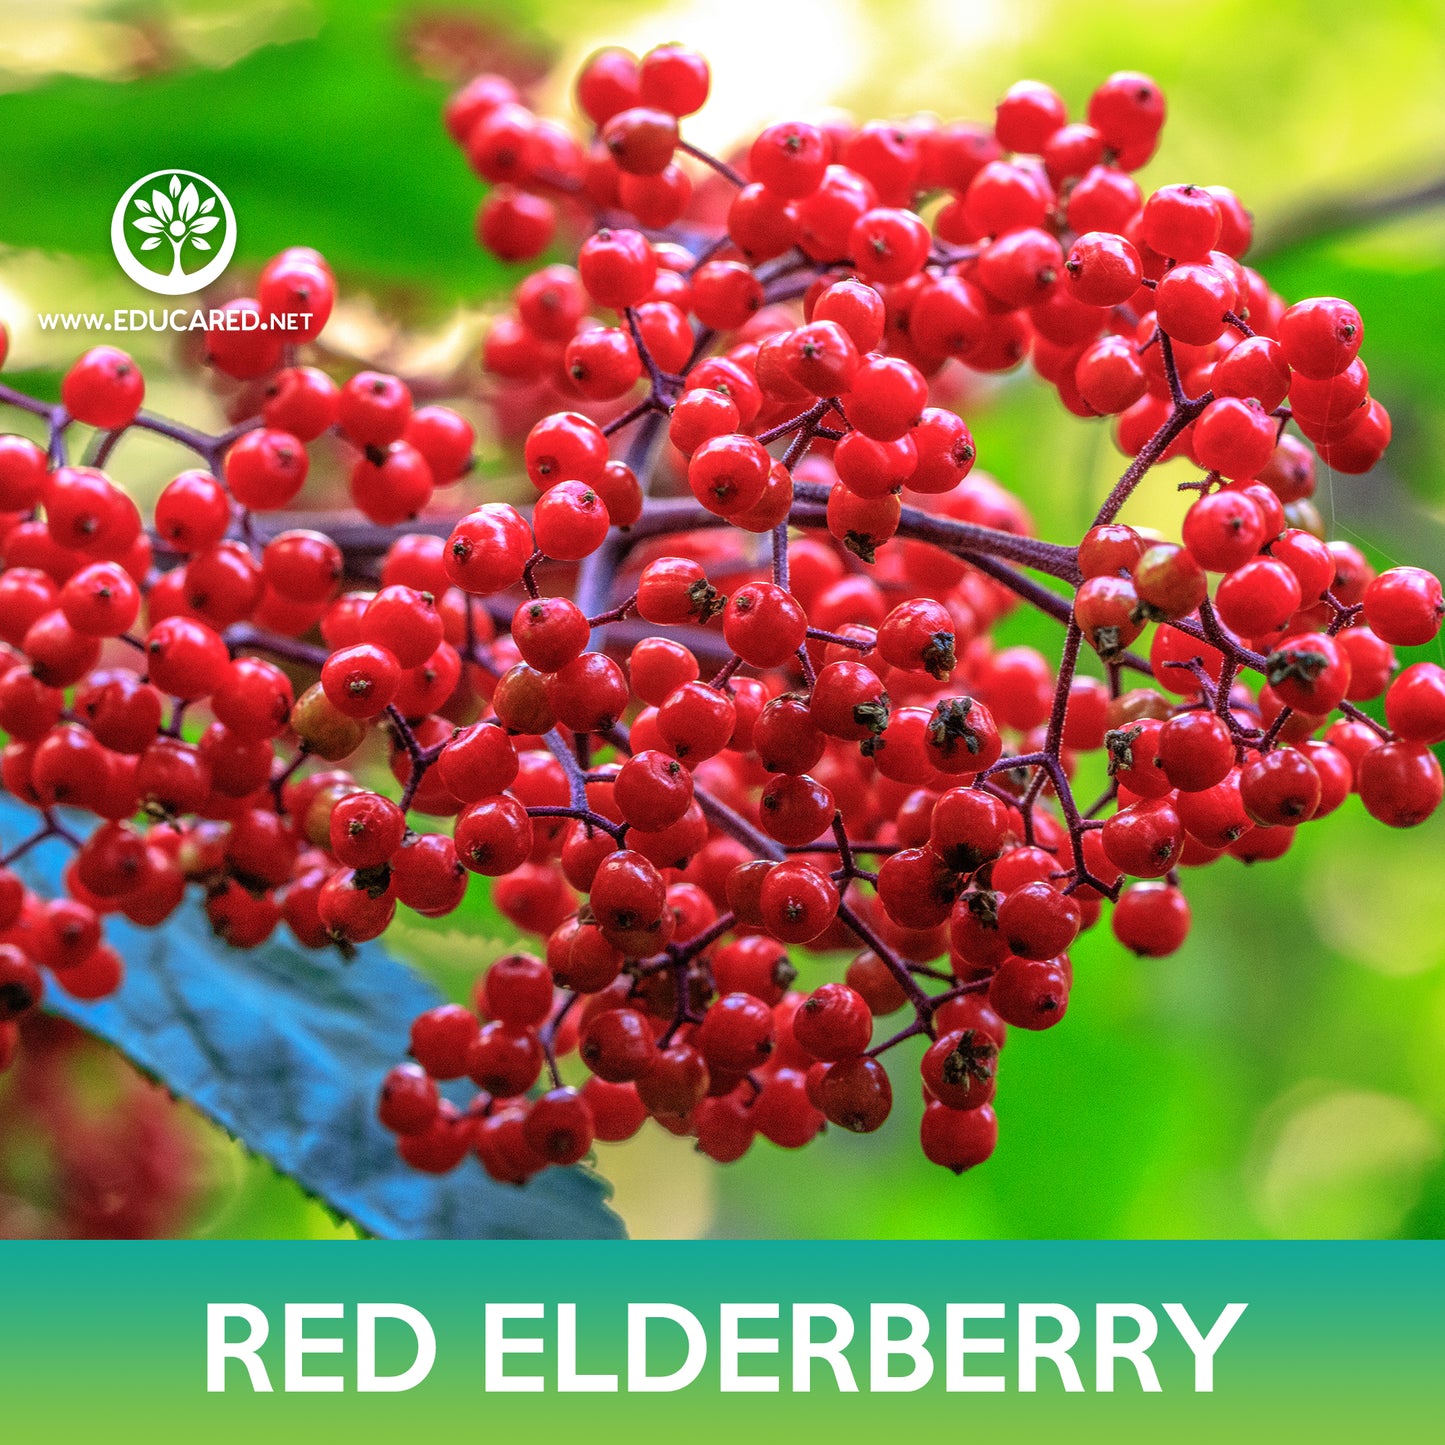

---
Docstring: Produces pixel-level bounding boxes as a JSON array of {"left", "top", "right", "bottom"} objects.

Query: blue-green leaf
[{"left": 2, "top": 799, "right": 623, "bottom": 1241}]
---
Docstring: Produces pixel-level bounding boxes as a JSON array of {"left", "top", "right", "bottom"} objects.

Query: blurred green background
[{"left": 2, "top": 0, "right": 1444, "bottom": 1241}]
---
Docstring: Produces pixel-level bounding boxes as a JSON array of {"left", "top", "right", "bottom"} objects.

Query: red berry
[
  {"left": 921, "top": 1028, "right": 998, "bottom": 1111},
  {"left": 615, "top": 749, "right": 694, "bottom": 831},
  {"left": 1088, "top": 71, "right": 1164, "bottom": 160},
  {"left": 697, "top": 991, "right": 775, "bottom": 1071},
  {"left": 759, "top": 860, "right": 839, "bottom": 944},
  {"left": 0, "top": 435, "right": 47, "bottom": 511},
  {"left": 378, "top": 1062, "right": 440, "bottom": 1135},
  {"left": 920, "top": 1100, "right": 998, "bottom": 1173},
  {"left": 409, "top": 1004, "right": 480, "bottom": 1080},
  {"left": 1362, "top": 568, "right": 1443, "bottom": 647},
  {"left": 445, "top": 505, "right": 535, "bottom": 595},
  {"left": 601, "top": 107, "right": 679, "bottom": 176},
  {"left": 995, "top": 79, "right": 1066, "bottom": 154},
  {"left": 1192, "top": 397, "right": 1277, "bottom": 480},
  {"left": 225, "top": 428, "right": 309, "bottom": 510},
  {"left": 583, "top": 1077, "right": 648, "bottom": 1142},
  {"left": 998, "top": 882, "right": 1081, "bottom": 961},
  {"left": 523, "top": 1088, "right": 595, "bottom": 1165},
  {"left": 1156, "top": 711, "right": 1235, "bottom": 792},
  {"left": 792, "top": 983, "right": 872, "bottom": 1061},
  {"left": 1213, "top": 336, "right": 1291, "bottom": 410},
  {"left": 338, "top": 372, "right": 412, "bottom": 447},
  {"left": 62, "top": 347, "right": 145, "bottom": 429},
  {"left": 842, "top": 356, "right": 928, "bottom": 442},
  {"left": 330, "top": 790, "right": 406, "bottom": 869},
  {"left": 1278, "top": 297, "right": 1363, "bottom": 380},
  {"left": 723, "top": 582, "right": 807, "bottom": 669},
  {"left": 1155, "top": 263, "right": 1233, "bottom": 346},
  {"left": 576, "top": 48, "right": 640, "bottom": 126},
  {"left": 1240, "top": 748, "right": 1322, "bottom": 826},
  {"left": 750, "top": 122, "right": 828, "bottom": 198},
  {"left": 1265, "top": 632, "right": 1351, "bottom": 714},
  {"left": 533, "top": 480, "right": 610, "bottom": 560},
  {"left": 321, "top": 642, "right": 401, "bottom": 718},
  {"left": 467, "top": 1022, "right": 544, "bottom": 1097},
  {"left": 1357, "top": 742, "right": 1443, "bottom": 829},
  {"left": 455, "top": 796, "right": 533, "bottom": 876},
  {"left": 1112, "top": 882, "right": 1191, "bottom": 957},
  {"left": 1142, "top": 184, "right": 1221, "bottom": 261},
  {"left": 578, "top": 228, "right": 657, "bottom": 310},
  {"left": 1064, "top": 231, "right": 1142, "bottom": 307},
  {"left": 1182, "top": 490, "right": 1267, "bottom": 572},
  {"left": 1103, "top": 797, "right": 1184, "bottom": 878},
  {"left": 1386, "top": 663, "right": 1445, "bottom": 745}
]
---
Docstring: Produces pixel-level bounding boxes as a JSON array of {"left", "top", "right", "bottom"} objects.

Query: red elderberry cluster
[{"left": 2, "top": 51, "right": 1441, "bottom": 1189}]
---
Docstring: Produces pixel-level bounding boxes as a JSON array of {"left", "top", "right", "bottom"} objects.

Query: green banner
[{"left": 2, "top": 1242, "right": 1439, "bottom": 1441}]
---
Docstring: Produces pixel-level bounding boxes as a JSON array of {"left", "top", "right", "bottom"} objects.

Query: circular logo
[{"left": 110, "top": 169, "right": 237, "bottom": 296}]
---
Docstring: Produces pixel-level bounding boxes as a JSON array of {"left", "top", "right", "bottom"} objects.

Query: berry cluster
[
  {"left": 0, "top": 1016, "right": 201, "bottom": 1237},
  {"left": 2, "top": 49, "right": 1441, "bottom": 1189}
]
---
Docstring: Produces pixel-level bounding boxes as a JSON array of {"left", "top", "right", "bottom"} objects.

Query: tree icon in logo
[
  {"left": 131, "top": 175, "right": 222, "bottom": 282},
  {"left": 111, "top": 169, "right": 238, "bottom": 297}
]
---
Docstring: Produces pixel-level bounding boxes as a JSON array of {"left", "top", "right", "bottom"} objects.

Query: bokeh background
[{"left": 2, "top": 0, "right": 1444, "bottom": 1240}]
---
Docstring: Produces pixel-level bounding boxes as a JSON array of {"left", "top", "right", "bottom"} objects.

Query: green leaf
[
  {"left": 2, "top": 799, "right": 623, "bottom": 1240},
  {"left": 0, "top": 2, "right": 520, "bottom": 302}
]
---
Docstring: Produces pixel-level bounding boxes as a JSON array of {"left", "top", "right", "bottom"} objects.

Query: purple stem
[{"left": 677, "top": 138, "right": 746, "bottom": 188}]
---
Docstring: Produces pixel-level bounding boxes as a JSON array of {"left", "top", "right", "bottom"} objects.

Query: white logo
[{"left": 110, "top": 169, "right": 237, "bottom": 296}]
